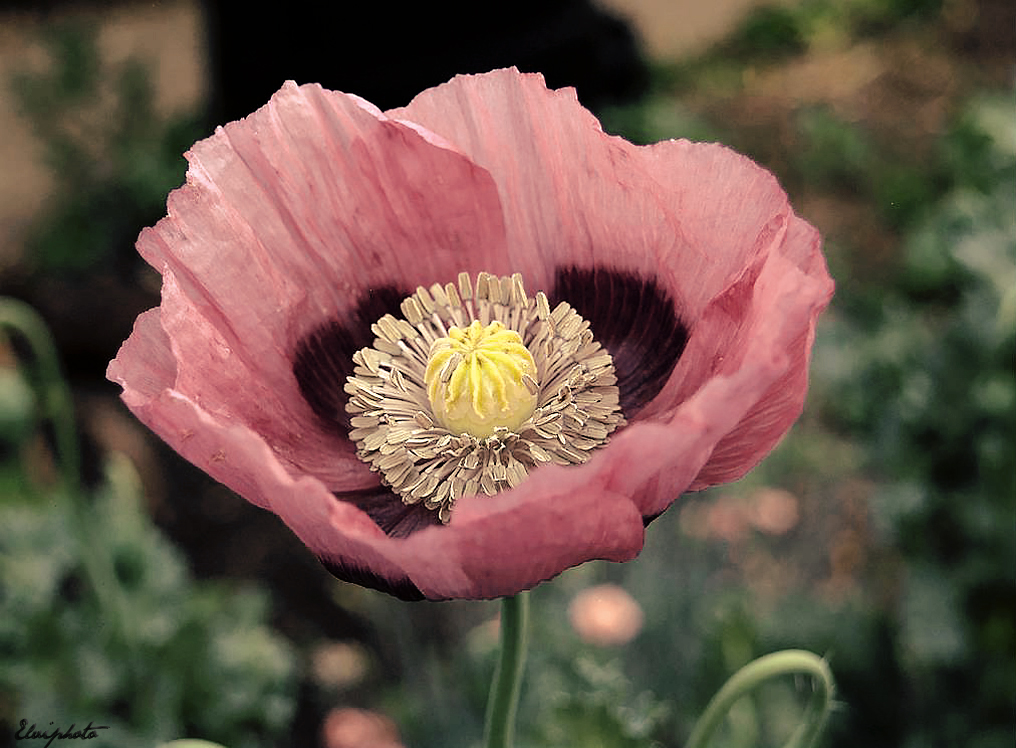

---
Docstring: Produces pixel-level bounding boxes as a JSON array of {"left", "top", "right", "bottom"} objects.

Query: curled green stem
[
  {"left": 483, "top": 592, "right": 531, "bottom": 748},
  {"left": 685, "top": 649, "right": 835, "bottom": 748}
]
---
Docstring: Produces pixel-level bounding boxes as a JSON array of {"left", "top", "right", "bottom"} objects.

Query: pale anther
[{"left": 344, "top": 272, "right": 624, "bottom": 524}]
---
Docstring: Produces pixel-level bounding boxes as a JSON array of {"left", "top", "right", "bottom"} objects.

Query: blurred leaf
[
  {"left": 794, "top": 106, "right": 873, "bottom": 190},
  {"left": 10, "top": 23, "right": 201, "bottom": 279},
  {"left": 0, "top": 366, "right": 36, "bottom": 445},
  {"left": 899, "top": 567, "right": 967, "bottom": 666},
  {"left": 534, "top": 657, "right": 669, "bottom": 748},
  {"left": 1, "top": 454, "right": 296, "bottom": 748},
  {"left": 734, "top": 6, "right": 807, "bottom": 58}
]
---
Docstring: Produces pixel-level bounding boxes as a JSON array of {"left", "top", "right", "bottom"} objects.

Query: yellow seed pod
[{"left": 424, "top": 320, "right": 538, "bottom": 438}]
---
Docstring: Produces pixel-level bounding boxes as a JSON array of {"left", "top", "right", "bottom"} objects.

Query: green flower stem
[
  {"left": 483, "top": 592, "right": 531, "bottom": 748},
  {"left": 0, "top": 298, "right": 81, "bottom": 489},
  {"left": 0, "top": 298, "right": 131, "bottom": 652},
  {"left": 685, "top": 649, "right": 835, "bottom": 748}
]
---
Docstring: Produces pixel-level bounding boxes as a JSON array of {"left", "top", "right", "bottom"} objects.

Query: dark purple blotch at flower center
[
  {"left": 293, "top": 285, "right": 407, "bottom": 435},
  {"left": 549, "top": 267, "right": 688, "bottom": 416},
  {"left": 289, "top": 266, "right": 688, "bottom": 569},
  {"left": 293, "top": 267, "right": 687, "bottom": 435},
  {"left": 320, "top": 556, "right": 427, "bottom": 601}
]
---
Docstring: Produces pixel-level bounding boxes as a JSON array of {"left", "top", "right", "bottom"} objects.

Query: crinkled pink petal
[
  {"left": 109, "top": 69, "right": 833, "bottom": 600},
  {"left": 687, "top": 217, "right": 830, "bottom": 488},
  {"left": 378, "top": 463, "right": 646, "bottom": 599},
  {"left": 390, "top": 69, "right": 802, "bottom": 317},
  {"left": 110, "top": 308, "right": 175, "bottom": 405},
  {"left": 113, "top": 338, "right": 647, "bottom": 599},
  {"left": 116, "top": 81, "right": 513, "bottom": 491},
  {"left": 390, "top": 68, "right": 833, "bottom": 487}
]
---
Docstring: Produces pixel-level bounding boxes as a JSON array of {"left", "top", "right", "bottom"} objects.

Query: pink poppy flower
[{"left": 107, "top": 68, "right": 833, "bottom": 601}]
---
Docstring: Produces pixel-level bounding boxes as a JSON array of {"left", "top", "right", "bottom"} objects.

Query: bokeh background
[{"left": 1, "top": 1, "right": 1013, "bottom": 747}]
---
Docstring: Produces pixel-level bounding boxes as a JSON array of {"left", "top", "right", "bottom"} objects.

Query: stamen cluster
[{"left": 345, "top": 272, "right": 624, "bottom": 523}]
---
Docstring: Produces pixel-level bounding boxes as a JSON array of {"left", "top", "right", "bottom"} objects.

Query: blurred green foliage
[
  {"left": 0, "top": 426, "right": 297, "bottom": 748},
  {"left": 631, "top": 0, "right": 947, "bottom": 101},
  {"left": 816, "top": 92, "right": 1015, "bottom": 748},
  {"left": 10, "top": 23, "right": 202, "bottom": 277},
  {"left": 0, "top": 323, "right": 296, "bottom": 746},
  {"left": 726, "top": 0, "right": 944, "bottom": 60}
]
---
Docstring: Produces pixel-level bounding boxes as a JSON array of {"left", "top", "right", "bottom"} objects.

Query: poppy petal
[
  {"left": 389, "top": 69, "right": 801, "bottom": 320},
  {"left": 117, "top": 81, "right": 512, "bottom": 491},
  {"left": 391, "top": 68, "right": 833, "bottom": 478},
  {"left": 109, "top": 70, "right": 833, "bottom": 600}
]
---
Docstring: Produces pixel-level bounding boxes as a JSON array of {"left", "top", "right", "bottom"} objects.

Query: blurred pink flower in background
[
  {"left": 679, "top": 486, "right": 801, "bottom": 544},
  {"left": 311, "top": 641, "right": 371, "bottom": 691},
  {"left": 569, "top": 583, "right": 645, "bottom": 646},
  {"left": 748, "top": 487, "right": 801, "bottom": 536},
  {"left": 108, "top": 68, "right": 833, "bottom": 601},
  {"left": 322, "top": 707, "right": 404, "bottom": 748}
]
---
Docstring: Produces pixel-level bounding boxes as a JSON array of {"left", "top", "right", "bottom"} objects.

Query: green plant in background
[
  {"left": 0, "top": 300, "right": 296, "bottom": 748},
  {"left": 533, "top": 657, "right": 671, "bottom": 748},
  {"left": 726, "top": 0, "right": 944, "bottom": 59},
  {"left": 818, "top": 92, "right": 1015, "bottom": 748},
  {"left": 10, "top": 23, "right": 202, "bottom": 278}
]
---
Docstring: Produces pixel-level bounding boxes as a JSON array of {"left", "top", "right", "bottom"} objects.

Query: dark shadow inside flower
[
  {"left": 550, "top": 267, "right": 689, "bottom": 417},
  {"left": 318, "top": 556, "right": 426, "bottom": 602},
  {"left": 293, "top": 284, "right": 449, "bottom": 544},
  {"left": 338, "top": 486, "right": 443, "bottom": 539},
  {"left": 293, "top": 285, "right": 409, "bottom": 436},
  {"left": 290, "top": 267, "right": 690, "bottom": 546}
]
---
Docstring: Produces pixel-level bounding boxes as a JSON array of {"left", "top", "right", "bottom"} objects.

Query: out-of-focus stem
[
  {"left": 685, "top": 649, "right": 835, "bottom": 748},
  {"left": 0, "top": 297, "right": 81, "bottom": 490},
  {"left": 0, "top": 297, "right": 131, "bottom": 653},
  {"left": 483, "top": 592, "right": 531, "bottom": 748}
]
